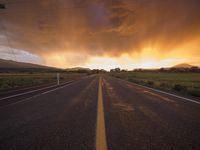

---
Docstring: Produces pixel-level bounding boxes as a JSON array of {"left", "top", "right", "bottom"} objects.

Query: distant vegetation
[
  {"left": 110, "top": 71, "right": 200, "bottom": 98},
  {"left": 0, "top": 59, "right": 107, "bottom": 90},
  {"left": 1, "top": 59, "right": 199, "bottom": 98},
  {"left": 110, "top": 64, "right": 200, "bottom": 73},
  {"left": 0, "top": 73, "right": 86, "bottom": 91},
  {"left": 0, "top": 59, "right": 107, "bottom": 74},
  {"left": 0, "top": 59, "right": 87, "bottom": 90}
]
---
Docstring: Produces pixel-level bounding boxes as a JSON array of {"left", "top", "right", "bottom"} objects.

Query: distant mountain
[
  {"left": 0, "top": 59, "right": 60, "bottom": 72},
  {"left": 172, "top": 63, "right": 194, "bottom": 68},
  {"left": 65, "top": 67, "right": 91, "bottom": 71}
]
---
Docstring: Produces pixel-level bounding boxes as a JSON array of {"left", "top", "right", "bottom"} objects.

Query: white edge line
[
  {"left": 1, "top": 82, "right": 74, "bottom": 107},
  {"left": 42, "top": 84, "right": 70, "bottom": 94},
  {"left": 0, "top": 75, "right": 92, "bottom": 101},
  {"left": 115, "top": 77, "right": 200, "bottom": 105},
  {"left": 0, "top": 81, "right": 72, "bottom": 101}
]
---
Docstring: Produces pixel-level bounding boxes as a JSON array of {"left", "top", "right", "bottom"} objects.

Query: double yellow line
[{"left": 96, "top": 77, "right": 108, "bottom": 150}]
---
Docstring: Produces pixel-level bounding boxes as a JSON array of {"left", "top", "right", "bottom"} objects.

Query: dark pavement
[
  {"left": 102, "top": 76, "right": 200, "bottom": 150},
  {"left": 0, "top": 75, "right": 199, "bottom": 150},
  {"left": 0, "top": 75, "right": 98, "bottom": 150}
]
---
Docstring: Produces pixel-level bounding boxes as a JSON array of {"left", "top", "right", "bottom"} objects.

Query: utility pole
[{"left": 57, "top": 73, "right": 60, "bottom": 85}]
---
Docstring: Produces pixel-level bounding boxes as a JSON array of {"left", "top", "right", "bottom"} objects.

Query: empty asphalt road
[{"left": 0, "top": 75, "right": 199, "bottom": 150}]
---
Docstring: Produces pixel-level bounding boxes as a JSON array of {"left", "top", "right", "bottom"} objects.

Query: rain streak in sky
[{"left": 0, "top": 0, "right": 200, "bottom": 69}]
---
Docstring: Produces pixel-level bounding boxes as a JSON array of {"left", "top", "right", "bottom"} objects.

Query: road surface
[{"left": 0, "top": 75, "right": 199, "bottom": 150}]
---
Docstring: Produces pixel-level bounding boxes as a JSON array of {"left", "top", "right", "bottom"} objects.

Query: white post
[{"left": 57, "top": 73, "right": 60, "bottom": 85}]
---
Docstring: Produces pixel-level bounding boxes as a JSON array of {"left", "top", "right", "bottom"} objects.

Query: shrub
[
  {"left": 134, "top": 80, "right": 141, "bottom": 84},
  {"left": 187, "top": 89, "right": 200, "bottom": 97},
  {"left": 173, "top": 84, "right": 186, "bottom": 92},
  {"left": 139, "top": 80, "right": 145, "bottom": 84},
  {"left": 0, "top": 83, "right": 10, "bottom": 90},
  {"left": 128, "top": 78, "right": 135, "bottom": 82},
  {"left": 147, "top": 81, "right": 154, "bottom": 86},
  {"left": 115, "top": 75, "right": 122, "bottom": 79},
  {"left": 159, "top": 83, "right": 167, "bottom": 88}
]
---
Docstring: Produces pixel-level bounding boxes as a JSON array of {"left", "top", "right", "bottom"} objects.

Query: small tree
[{"left": 114, "top": 68, "right": 121, "bottom": 72}]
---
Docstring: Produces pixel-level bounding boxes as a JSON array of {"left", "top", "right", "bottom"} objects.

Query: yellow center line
[{"left": 96, "top": 76, "right": 108, "bottom": 150}]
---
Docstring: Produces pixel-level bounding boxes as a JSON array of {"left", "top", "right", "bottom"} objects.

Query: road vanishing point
[{"left": 0, "top": 75, "right": 200, "bottom": 150}]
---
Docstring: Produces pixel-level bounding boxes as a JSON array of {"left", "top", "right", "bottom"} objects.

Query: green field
[
  {"left": 0, "top": 73, "right": 86, "bottom": 90},
  {"left": 110, "top": 72, "right": 200, "bottom": 98}
]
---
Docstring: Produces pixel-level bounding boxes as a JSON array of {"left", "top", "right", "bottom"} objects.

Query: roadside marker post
[{"left": 57, "top": 73, "right": 60, "bottom": 85}]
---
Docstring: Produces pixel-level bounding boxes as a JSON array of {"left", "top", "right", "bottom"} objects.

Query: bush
[
  {"left": 187, "top": 89, "right": 200, "bottom": 97},
  {"left": 115, "top": 75, "right": 122, "bottom": 79},
  {"left": 0, "top": 83, "right": 10, "bottom": 90},
  {"left": 134, "top": 80, "right": 141, "bottom": 84},
  {"left": 173, "top": 84, "right": 186, "bottom": 92},
  {"left": 139, "top": 80, "right": 145, "bottom": 84},
  {"left": 159, "top": 83, "right": 167, "bottom": 88},
  {"left": 128, "top": 78, "right": 135, "bottom": 82},
  {"left": 147, "top": 81, "right": 154, "bottom": 86}
]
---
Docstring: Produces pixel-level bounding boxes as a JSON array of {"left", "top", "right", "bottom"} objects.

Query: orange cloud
[{"left": 0, "top": 0, "right": 200, "bottom": 68}]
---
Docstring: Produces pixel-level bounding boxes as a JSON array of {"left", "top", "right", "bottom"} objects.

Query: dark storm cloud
[{"left": 0, "top": 0, "right": 200, "bottom": 62}]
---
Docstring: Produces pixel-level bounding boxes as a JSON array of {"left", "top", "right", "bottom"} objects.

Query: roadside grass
[
  {"left": 0, "top": 73, "right": 86, "bottom": 90},
  {"left": 110, "top": 72, "right": 200, "bottom": 98}
]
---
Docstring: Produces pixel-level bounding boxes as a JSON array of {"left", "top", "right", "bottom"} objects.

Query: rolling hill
[
  {"left": 172, "top": 63, "right": 194, "bottom": 68},
  {"left": 65, "top": 67, "right": 91, "bottom": 71},
  {"left": 0, "top": 59, "right": 61, "bottom": 72}
]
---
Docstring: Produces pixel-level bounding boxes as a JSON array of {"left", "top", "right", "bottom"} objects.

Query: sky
[{"left": 0, "top": 0, "right": 200, "bottom": 70}]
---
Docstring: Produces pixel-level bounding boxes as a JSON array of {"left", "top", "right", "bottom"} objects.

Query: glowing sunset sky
[{"left": 0, "top": 0, "right": 200, "bottom": 70}]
